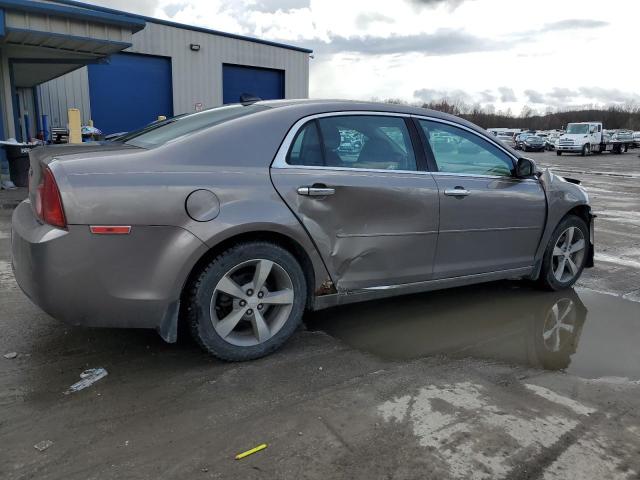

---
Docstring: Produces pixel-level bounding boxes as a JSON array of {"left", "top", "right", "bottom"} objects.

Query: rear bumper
[{"left": 11, "top": 201, "right": 207, "bottom": 338}]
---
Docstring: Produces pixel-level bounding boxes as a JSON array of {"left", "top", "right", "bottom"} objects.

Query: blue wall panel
[
  {"left": 88, "top": 53, "right": 173, "bottom": 134},
  {"left": 222, "top": 64, "right": 284, "bottom": 104}
]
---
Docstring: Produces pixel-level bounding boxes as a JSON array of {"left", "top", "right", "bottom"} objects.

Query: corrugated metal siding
[
  {"left": 37, "top": 67, "right": 91, "bottom": 127},
  {"left": 5, "top": 11, "right": 133, "bottom": 44},
  {"left": 36, "top": 20, "right": 309, "bottom": 122},
  {"left": 128, "top": 22, "right": 309, "bottom": 113}
]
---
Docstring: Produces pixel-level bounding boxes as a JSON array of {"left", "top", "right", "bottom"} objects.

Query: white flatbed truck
[{"left": 556, "top": 122, "right": 628, "bottom": 156}]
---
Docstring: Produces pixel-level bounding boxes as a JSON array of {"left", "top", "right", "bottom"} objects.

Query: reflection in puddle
[{"left": 306, "top": 282, "right": 640, "bottom": 380}]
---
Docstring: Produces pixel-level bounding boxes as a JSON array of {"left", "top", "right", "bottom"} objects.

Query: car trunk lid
[{"left": 27, "top": 143, "right": 139, "bottom": 213}]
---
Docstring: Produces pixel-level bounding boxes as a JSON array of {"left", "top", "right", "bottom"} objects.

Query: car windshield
[
  {"left": 120, "top": 104, "right": 271, "bottom": 148},
  {"left": 566, "top": 124, "right": 589, "bottom": 134}
]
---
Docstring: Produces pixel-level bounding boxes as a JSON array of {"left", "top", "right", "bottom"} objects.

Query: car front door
[
  {"left": 416, "top": 118, "right": 546, "bottom": 279},
  {"left": 271, "top": 113, "right": 439, "bottom": 292}
]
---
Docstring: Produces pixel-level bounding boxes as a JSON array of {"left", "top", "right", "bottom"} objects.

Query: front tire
[
  {"left": 538, "top": 215, "right": 589, "bottom": 291},
  {"left": 188, "top": 242, "right": 307, "bottom": 361},
  {"left": 556, "top": 151, "right": 562, "bottom": 156}
]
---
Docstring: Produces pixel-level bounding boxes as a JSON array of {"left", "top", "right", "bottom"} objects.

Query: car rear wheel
[
  {"left": 538, "top": 215, "right": 589, "bottom": 291},
  {"left": 188, "top": 242, "right": 307, "bottom": 361}
]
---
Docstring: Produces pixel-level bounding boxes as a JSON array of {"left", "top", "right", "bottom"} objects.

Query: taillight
[{"left": 35, "top": 167, "right": 67, "bottom": 228}]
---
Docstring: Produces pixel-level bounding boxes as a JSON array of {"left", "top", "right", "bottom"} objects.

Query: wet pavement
[
  {"left": 1, "top": 150, "right": 640, "bottom": 479},
  {"left": 308, "top": 282, "right": 640, "bottom": 380}
]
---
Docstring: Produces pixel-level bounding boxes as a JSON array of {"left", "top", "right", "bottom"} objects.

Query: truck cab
[{"left": 557, "top": 122, "right": 602, "bottom": 155}]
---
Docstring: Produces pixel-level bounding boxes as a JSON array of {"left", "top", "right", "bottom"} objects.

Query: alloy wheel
[
  {"left": 552, "top": 227, "right": 586, "bottom": 283},
  {"left": 210, "top": 259, "right": 294, "bottom": 346}
]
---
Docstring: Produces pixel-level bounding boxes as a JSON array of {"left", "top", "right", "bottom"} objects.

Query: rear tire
[
  {"left": 538, "top": 215, "right": 589, "bottom": 291},
  {"left": 188, "top": 242, "right": 307, "bottom": 361}
]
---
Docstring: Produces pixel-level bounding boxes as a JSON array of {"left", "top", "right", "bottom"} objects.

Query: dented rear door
[{"left": 270, "top": 113, "right": 439, "bottom": 292}]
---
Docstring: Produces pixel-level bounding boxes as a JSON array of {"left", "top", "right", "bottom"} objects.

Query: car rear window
[{"left": 121, "top": 104, "right": 270, "bottom": 148}]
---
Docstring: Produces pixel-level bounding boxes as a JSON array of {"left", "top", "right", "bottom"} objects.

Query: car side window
[
  {"left": 286, "top": 115, "right": 417, "bottom": 171},
  {"left": 419, "top": 120, "right": 514, "bottom": 176},
  {"left": 318, "top": 116, "right": 417, "bottom": 171},
  {"left": 287, "top": 121, "right": 323, "bottom": 166}
]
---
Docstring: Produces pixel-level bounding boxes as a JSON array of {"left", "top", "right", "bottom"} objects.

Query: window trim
[
  {"left": 274, "top": 111, "right": 423, "bottom": 174},
  {"left": 273, "top": 111, "right": 523, "bottom": 180}
]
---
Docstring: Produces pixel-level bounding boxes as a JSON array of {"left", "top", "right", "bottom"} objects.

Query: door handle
[
  {"left": 297, "top": 186, "right": 335, "bottom": 196},
  {"left": 444, "top": 187, "right": 470, "bottom": 197}
]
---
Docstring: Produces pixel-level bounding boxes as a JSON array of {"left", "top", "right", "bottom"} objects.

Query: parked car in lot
[
  {"left": 11, "top": 100, "right": 595, "bottom": 361},
  {"left": 523, "top": 135, "right": 546, "bottom": 152},
  {"left": 514, "top": 132, "right": 535, "bottom": 150},
  {"left": 633, "top": 131, "right": 640, "bottom": 148}
]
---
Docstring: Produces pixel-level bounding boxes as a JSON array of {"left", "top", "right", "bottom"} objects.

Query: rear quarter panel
[{"left": 52, "top": 109, "right": 331, "bottom": 296}]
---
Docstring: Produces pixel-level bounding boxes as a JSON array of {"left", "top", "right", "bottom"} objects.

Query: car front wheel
[
  {"left": 538, "top": 215, "right": 589, "bottom": 290},
  {"left": 188, "top": 242, "right": 307, "bottom": 361}
]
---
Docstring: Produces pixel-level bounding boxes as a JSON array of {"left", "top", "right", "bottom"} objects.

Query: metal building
[{"left": 0, "top": 0, "right": 311, "bottom": 140}]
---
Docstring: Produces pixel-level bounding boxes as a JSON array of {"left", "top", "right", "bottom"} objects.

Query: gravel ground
[{"left": 1, "top": 148, "right": 639, "bottom": 480}]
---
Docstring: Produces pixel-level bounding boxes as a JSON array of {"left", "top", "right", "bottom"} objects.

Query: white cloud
[{"left": 85, "top": 0, "right": 640, "bottom": 111}]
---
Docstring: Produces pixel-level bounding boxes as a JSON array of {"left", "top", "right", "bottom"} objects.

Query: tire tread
[{"left": 186, "top": 241, "right": 306, "bottom": 361}]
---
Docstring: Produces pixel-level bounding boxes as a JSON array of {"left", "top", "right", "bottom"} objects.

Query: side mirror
[{"left": 516, "top": 157, "right": 536, "bottom": 178}]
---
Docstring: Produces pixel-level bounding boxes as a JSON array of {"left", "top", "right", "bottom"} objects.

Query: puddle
[{"left": 306, "top": 282, "right": 640, "bottom": 380}]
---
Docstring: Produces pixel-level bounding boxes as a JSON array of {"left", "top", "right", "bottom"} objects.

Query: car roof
[
  {"left": 250, "top": 98, "right": 498, "bottom": 141},
  {"left": 255, "top": 98, "right": 455, "bottom": 119}
]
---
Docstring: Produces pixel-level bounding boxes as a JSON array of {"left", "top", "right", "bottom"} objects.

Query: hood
[{"left": 560, "top": 133, "right": 589, "bottom": 138}]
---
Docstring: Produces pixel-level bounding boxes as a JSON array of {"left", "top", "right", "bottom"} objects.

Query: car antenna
[{"left": 239, "top": 93, "right": 262, "bottom": 105}]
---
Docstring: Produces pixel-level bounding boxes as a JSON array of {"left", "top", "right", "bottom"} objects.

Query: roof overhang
[
  {"left": 10, "top": 55, "right": 109, "bottom": 87},
  {"left": 3, "top": 28, "right": 132, "bottom": 57},
  {"left": 0, "top": 1, "right": 145, "bottom": 87},
  {"left": 0, "top": 27, "right": 131, "bottom": 58},
  {"left": 0, "top": 0, "right": 145, "bottom": 32}
]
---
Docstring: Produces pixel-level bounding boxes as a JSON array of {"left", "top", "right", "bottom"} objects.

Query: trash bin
[{"left": 4, "top": 144, "right": 34, "bottom": 188}]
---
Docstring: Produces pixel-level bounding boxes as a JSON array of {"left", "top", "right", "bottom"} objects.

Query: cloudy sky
[{"left": 92, "top": 0, "right": 638, "bottom": 113}]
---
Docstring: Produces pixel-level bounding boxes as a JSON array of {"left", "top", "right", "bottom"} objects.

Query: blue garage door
[
  {"left": 88, "top": 53, "right": 173, "bottom": 134},
  {"left": 223, "top": 64, "right": 284, "bottom": 104}
]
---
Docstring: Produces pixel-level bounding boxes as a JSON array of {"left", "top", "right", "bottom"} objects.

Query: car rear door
[
  {"left": 270, "top": 113, "right": 439, "bottom": 292},
  {"left": 416, "top": 118, "right": 546, "bottom": 279}
]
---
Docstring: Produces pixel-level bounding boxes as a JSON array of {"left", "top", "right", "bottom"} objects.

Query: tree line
[{"left": 384, "top": 98, "right": 640, "bottom": 131}]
